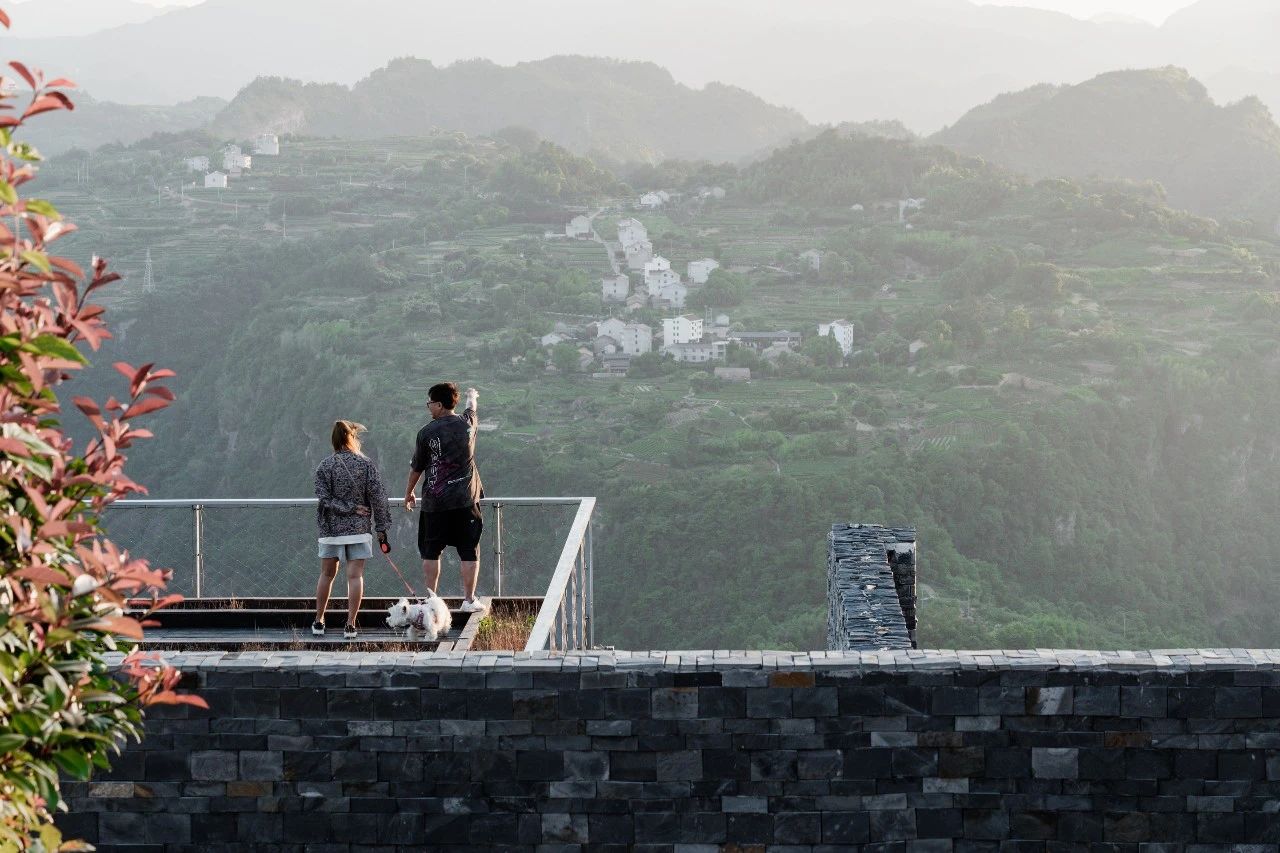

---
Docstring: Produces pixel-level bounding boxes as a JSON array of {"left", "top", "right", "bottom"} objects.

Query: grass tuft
[{"left": 472, "top": 602, "right": 539, "bottom": 651}]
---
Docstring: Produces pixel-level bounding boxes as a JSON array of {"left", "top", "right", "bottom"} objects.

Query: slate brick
[
  {"left": 939, "top": 748, "right": 985, "bottom": 778},
  {"left": 516, "top": 750, "right": 565, "bottom": 781},
  {"left": 190, "top": 751, "right": 237, "bottom": 782},
  {"left": 823, "top": 811, "right": 871, "bottom": 844},
  {"left": 1120, "top": 688, "right": 1167, "bottom": 718}
]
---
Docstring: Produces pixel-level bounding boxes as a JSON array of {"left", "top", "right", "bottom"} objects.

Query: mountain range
[
  {"left": 210, "top": 57, "right": 810, "bottom": 164},
  {"left": 8, "top": 0, "right": 1280, "bottom": 132},
  {"left": 932, "top": 67, "right": 1280, "bottom": 230}
]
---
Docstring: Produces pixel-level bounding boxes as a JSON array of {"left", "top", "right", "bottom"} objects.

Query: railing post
[
  {"left": 576, "top": 540, "right": 585, "bottom": 650},
  {"left": 586, "top": 520, "right": 594, "bottom": 649},
  {"left": 493, "top": 502, "right": 504, "bottom": 597},
  {"left": 558, "top": 588, "right": 567, "bottom": 653},
  {"left": 192, "top": 503, "right": 204, "bottom": 599}
]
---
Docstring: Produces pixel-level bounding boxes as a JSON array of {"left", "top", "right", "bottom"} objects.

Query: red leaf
[
  {"left": 14, "top": 565, "right": 69, "bottom": 585},
  {"left": 112, "top": 361, "right": 137, "bottom": 380},
  {"left": 131, "top": 362, "right": 154, "bottom": 393},
  {"left": 73, "top": 397, "right": 101, "bottom": 417},
  {"left": 0, "top": 436, "right": 30, "bottom": 456},
  {"left": 50, "top": 256, "right": 84, "bottom": 278},
  {"left": 147, "top": 691, "right": 209, "bottom": 709},
  {"left": 0, "top": 116, "right": 20, "bottom": 128},
  {"left": 148, "top": 368, "right": 176, "bottom": 380},
  {"left": 0, "top": 9, "right": 11, "bottom": 28},
  {"left": 89, "top": 616, "right": 144, "bottom": 639},
  {"left": 8, "top": 62, "right": 35, "bottom": 89},
  {"left": 45, "top": 78, "right": 76, "bottom": 89},
  {"left": 22, "top": 94, "right": 74, "bottom": 119},
  {"left": 143, "top": 386, "right": 175, "bottom": 401},
  {"left": 122, "top": 397, "right": 168, "bottom": 419}
]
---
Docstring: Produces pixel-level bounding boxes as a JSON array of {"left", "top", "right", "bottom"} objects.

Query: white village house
[
  {"left": 204, "top": 171, "right": 228, "bottom": 189},
  {"left": 617, "top": 219, "right": 654, "bottom": 270},
  {"left": 899, "top": 197, "right": 926, "bottom": 224},
  {"left": 252, "top": 133, "right": 280, "bottom": 156},
  {"left": 616, "top": 218, "right": 648, "bottom": 248},
  {"left": 644, "top": 257, "right": 682, "bottom": 297},
  {"left": 637, "top": 190, "right": 669, "bottom": 209},
  {"left": 601, "top": 273, "right": 630, "bottom": 303},
  {"left": 687, "top": 258, "right": 720, "bottom": 285},
  {"left": 662, "top": 315, "right": 704, "bottom": 348},
  {"left": 565, "top": 215, "right": 592, "bottom": 239},
  {"left": 222, "top": 144, "right": 251, "bottom": 171},
  {"left": 624, "top": 240, "right": 654, "bottom": 271},
  {"left": 818, "top": 319, "right": 856, "bottom": 357},
  {"left": 595, "top": 318, "right": 652, "bottom": 356},
  {"left": 728, "top": 330, "right": 802, "bottom": 352},
  {"left": 665, "top": 340, "right": 727, "bottom": 364},
  {"left": 800, "top": 249, "right": 823, "bottom": 272},
  {"left": 184, "top": 155, "right": 210, "bottom": 172},
  {"left": 652, "top": 280, "right": 688, "bottom": 309}
]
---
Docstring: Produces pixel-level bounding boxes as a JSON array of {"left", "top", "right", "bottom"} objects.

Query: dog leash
[{"left": 380, "top": 548, "right": 418, "bottom": 597}]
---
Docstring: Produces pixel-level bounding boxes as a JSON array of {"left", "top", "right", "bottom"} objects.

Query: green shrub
[{"left": 0, "top": 42, "right": 202, "bottom": 849}]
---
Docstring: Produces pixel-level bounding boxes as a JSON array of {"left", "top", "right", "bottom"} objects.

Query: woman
[{"left": 313, "top": 420, "right": 391, "bottom": 639}]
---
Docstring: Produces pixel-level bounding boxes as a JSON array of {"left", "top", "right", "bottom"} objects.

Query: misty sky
[
  {"left": 984, "top": 0, "right": 1195, "bottom": 23},
  {"left": 12, "top": 0, "right": 1200, "bottom": 25}
]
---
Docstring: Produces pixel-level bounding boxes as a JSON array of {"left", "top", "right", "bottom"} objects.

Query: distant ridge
[
  {"left": 931, "top": 67, "right": 1280, "bottom": 228},
  {"left": 12, "top": 0, "right": 1280, "bottom": 133},
  {"left": 210, "top": 56, "right": 812, "bottom": 163},
  {"left": 27, "top": 93, "right": 226, "bottom": 156}
]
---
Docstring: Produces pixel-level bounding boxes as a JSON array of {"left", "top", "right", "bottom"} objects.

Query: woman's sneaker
[
  {"left": 459, "top": 598, "right": 487, "bottom": 614},
  {"left": 343, "top": 624, "right": 358, "bottom": 639},
  {"left": 311, "top": 621, "right": 325, "bottom": 636}
]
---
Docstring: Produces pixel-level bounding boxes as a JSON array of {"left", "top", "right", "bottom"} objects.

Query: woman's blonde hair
[{"left": 331, "top": 420, "right": 366, "bottom": 453}]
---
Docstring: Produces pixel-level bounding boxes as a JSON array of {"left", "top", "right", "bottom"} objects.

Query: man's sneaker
[
  {"left": 343, "top": 624, "right": 358, "bottom": 640},
  {"left": 459, "top": 598, "right": 487, "bottom": 614},
  {"left": 311, "top": 621, "right": 325, "bottom": 637}
]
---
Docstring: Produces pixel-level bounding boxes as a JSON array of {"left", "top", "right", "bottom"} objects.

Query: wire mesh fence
[{"left": 100, "top": 499, "right": 584, "bottom": 601}]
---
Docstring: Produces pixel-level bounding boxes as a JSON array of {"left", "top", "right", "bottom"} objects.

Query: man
[{"left": 405, "top": 382, "right": 486, "bottom": 612}]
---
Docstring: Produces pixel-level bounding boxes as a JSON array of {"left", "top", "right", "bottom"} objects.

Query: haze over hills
[
  {"left": 22, "top": 93, "right": 225, "bottom": 155},
  {"left": 932, "top": 67, "right": 1280, "bottom": 230},
  {"left": 9, "top": 0, "right": 1280, "bottom": 132},
  {"left": 5, "top": 0, "right": 168, "bottom": 37},
  {"left": 211, "top": 57, "right": 811, "bottom": 164}
]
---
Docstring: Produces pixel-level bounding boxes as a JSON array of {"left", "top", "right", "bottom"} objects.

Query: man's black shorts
[{"left": 418, "top": 504, "right": 483, "bottom": 561}]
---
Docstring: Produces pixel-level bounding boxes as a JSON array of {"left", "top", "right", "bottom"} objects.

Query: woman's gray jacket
[{"left": 314, "top": 450, "right": 392, "bottom": 537}]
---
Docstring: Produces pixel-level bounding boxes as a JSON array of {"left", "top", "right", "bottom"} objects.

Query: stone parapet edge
[{"left": 117, "top": 648, "right": 1280, "bottom": 672}]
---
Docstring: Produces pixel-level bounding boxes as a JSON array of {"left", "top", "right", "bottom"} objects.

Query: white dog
[{"left": 385, "top": 592, "right": 451, "bottom": 642}]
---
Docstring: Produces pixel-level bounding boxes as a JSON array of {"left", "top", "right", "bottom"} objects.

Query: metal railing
[
  {"left": 524, "top": 496, "right": 595, "bottom": 653},
  {"left": 106, "top": 496, "right": 596, "bottom": 651}
]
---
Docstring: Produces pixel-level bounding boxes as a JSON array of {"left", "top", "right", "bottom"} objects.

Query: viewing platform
[
  {"left": 128, "top": 596, "right": 545, "bottom": 651},
  {"left": 108, "top": 496, "right": 595, "bottom": 653}
]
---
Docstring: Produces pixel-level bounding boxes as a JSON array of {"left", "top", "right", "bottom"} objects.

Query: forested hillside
[
  {"left": 47, "top": 125, "right": 1280, "bottom": 650},
  {"left": 211, "top": 57, "right": 812, "bottom": 163},
  {"left": 933, "top": 67, "right": 1280, "bottom": 233},
  {"left": 25, "top": 93, "right": 225, "bottom": 156}
]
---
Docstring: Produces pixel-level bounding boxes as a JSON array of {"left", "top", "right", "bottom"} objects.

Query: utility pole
[
  {"left": 282, "top": 196, "right": 287, "bottom": 239},
  {"left": 142, "top": 248, "right": 155, "bottom": 294}
]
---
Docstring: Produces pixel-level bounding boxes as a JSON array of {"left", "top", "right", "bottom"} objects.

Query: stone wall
[
  {"left": 827, "top": 524, "right": 917, "bottom": 651},
  {"left": 59, "top": 649, "right": 1280, "bottom": 851}
]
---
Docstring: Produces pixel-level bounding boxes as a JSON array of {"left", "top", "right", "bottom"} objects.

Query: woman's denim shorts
[{"left": 318, "top": 536, "right": 373, "bottom": 561}]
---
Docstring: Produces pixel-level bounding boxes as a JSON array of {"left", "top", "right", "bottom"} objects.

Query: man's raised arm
[
  {"left": 404, "top": 469, "right": 422, "bottom": 512},
  {"left": 463, "top": 387, "right": 479, "bottom": 425}
]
